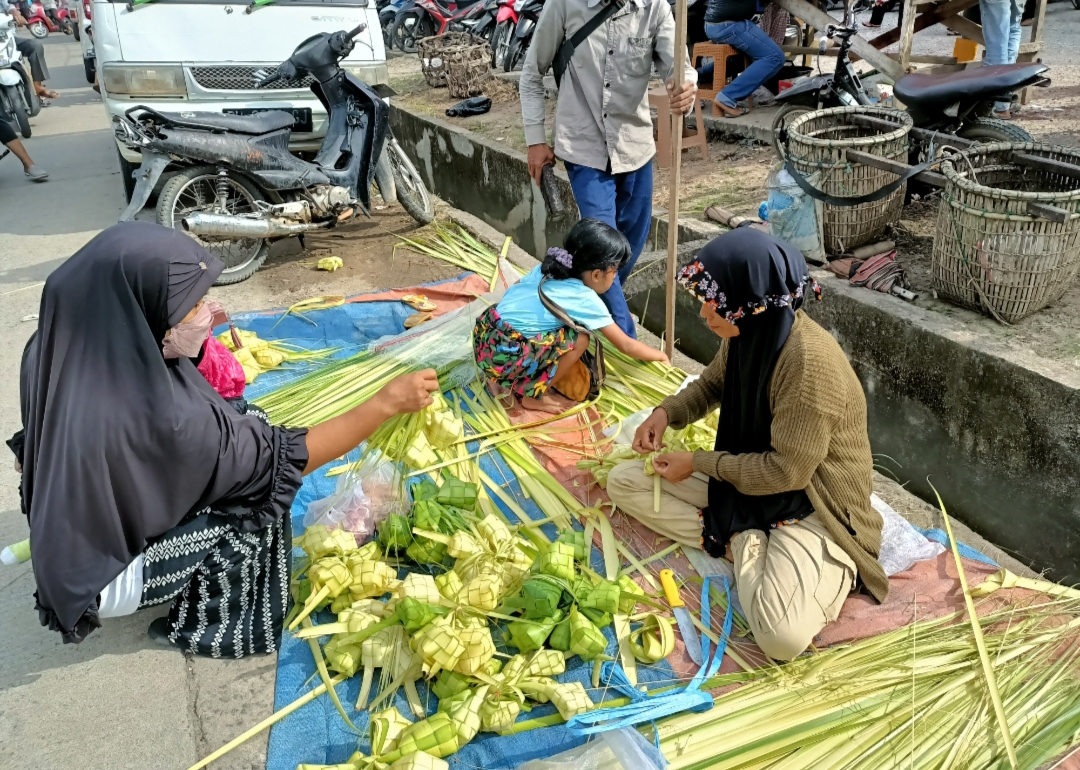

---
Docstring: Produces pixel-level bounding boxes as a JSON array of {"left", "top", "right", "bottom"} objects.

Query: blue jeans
[
  {"left": 704, "top": 20, "right": 785, "bottom": 109},
  {"left": 564, "top": 160, "right": 653, "bottom": 339},
  {"left": 980, "top": 0, "right": 1022, "bottom": 111}
]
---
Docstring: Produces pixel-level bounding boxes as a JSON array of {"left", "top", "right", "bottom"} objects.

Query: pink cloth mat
[{"left": 500, "top": 403, "right": 1026, "bottom": 680}]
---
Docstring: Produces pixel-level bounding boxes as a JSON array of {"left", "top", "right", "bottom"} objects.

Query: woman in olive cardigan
[{"left": 607, "top": 228, "right": 886, "bottom": 661}]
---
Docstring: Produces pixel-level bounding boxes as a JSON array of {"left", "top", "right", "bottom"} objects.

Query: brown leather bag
[{"left": 536, "top": 276, "right": 606, "bottom": 401}]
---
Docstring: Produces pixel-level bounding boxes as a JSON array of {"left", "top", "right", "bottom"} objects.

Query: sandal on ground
[
  {"left": 147, "top": 617, "right": 178, "bottom": 648},
  {"left": 862, "top": 21, "right": 881, "bottom": 27},
  {"left": 722, "top": 106, "right": 749, "bottom": 119},
  {"left": 24, "top": 165, "right": 48, "bottom": 182}
]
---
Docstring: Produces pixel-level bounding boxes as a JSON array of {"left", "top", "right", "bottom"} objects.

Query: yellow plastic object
[
  {"left": 953, "top": 38, "right": 978, "bottom": 63},
  {"left": 317, "top": 256, "right": 344, "bottom": 271},
  {"left": 401, "top": 294, "right": 437, "bottom": 312},
  {"left": 659, "top": 569, "right": 684, "bottom": 609}
]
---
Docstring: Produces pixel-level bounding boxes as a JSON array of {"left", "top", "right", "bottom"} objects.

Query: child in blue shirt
[{"left": 473, "top": 219, "right": 668, "bottom": 413}]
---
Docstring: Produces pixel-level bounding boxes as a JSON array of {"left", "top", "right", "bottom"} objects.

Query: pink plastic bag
[{"left": 198, "top": 334, "right": 246, "bottom": 399}]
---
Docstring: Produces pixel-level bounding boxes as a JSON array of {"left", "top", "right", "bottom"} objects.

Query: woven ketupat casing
[
  {"left": 787, "top": 106, "right": 912, "bottom": 254},
  {"left": 932, "top": 142, "right": 1080, "bottom": 323}
]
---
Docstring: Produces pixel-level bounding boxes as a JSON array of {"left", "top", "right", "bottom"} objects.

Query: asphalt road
[{"left": 0, "top": 35, "right": 278, "bottom": 770}]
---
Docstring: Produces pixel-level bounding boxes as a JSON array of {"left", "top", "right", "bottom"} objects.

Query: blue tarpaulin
[{"left": 225, "top": 280, "right": 679, "bottom": 770}]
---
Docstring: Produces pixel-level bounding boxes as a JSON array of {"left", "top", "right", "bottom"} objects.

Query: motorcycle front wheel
[
  {"left": 157, "top": 165, "right": 271, "bottom": 285},
  {"left": 770, "top": 104, "right": 811, "bottom": 160},
  {"left": 29, "top": 21, "right": 48, "bottom": 38},
  {"left": 388, "top": 138, "right": 435, "bottom": 225},
  {"left": 504, "top": 35, "right": 527, "bottom": 73},
  {"left": 490, "top": 21, "right": 512, "bottom": 69},
  {"left": 392, "top": 11, "right": 434, "bottom": 54}
]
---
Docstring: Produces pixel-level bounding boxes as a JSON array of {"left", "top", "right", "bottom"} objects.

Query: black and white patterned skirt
[{"left": 137, "top": 507, "right": 291, "bottom": 658}]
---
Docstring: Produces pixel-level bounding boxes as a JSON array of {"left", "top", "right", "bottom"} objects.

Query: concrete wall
[
  {"left": 390, "top": 105, "right": 578, "bottom": 258},
  {"left": 805, "top": 276, "right": 1080, "bottom": 584}
]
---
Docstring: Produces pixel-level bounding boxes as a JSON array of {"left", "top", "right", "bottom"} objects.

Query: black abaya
[{"left": 17, "top": 222, "right": 308, "bottom": 647}]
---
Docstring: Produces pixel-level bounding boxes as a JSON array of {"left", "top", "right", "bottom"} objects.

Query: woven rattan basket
[
  {"left": 418, "top": 33, "right": 483, "bottom": 89},
  {"left": 445, "top": 40, "right": 492, "bottom": 98},
  {"left": 786, "top": 106, "right": 912, "bottom": 254},
  {"left": 931, "top": 142, "right": 1080, "bottom": 323}
]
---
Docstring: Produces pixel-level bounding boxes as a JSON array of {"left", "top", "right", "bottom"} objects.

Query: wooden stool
[
  {"left": 691, "top": 41, "right": 752, "bottom": 117},
  {"left": 649, "top": 87, "right": 708, "bottom": 170}
]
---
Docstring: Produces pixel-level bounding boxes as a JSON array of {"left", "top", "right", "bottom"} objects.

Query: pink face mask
[{"left": 162, "top": 300, "right": 219, "bottom": 359}]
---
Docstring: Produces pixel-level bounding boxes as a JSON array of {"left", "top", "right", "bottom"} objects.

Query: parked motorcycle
[
  {"left": 391, "top": 0, "right": 488, "bottom": 53},
  {"left": 380, "top": 0, "right": 406, "bottom": 47},
  {"left": 771, "top": 24, "right": 1047, "bottom": 163},
  {"left": 488, "top": 0, "right": 519, "bottom": 69},
  {"left": 0, "top": 15, "right": 40, "bottom": 137},
  {"left": 390, "top": 0, "right": 492, "bottom": 53},
  {"left": 115, "top": 23, "right": 435, "bottom": 285},
  {"left": 23, "top": 0, "right": 73, "bottom": 38},
  {"left": 503, "top": 0, "right": 543, "bottom": 73}
]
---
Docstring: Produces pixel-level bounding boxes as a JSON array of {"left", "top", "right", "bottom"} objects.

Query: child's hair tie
[{"left": 548, "top": 247, "right": 573, "bottom": 269}]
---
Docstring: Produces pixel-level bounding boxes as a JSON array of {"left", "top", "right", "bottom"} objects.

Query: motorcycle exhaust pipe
[{"left": 180, "top": 212, "right": 333, "bottom": 239}]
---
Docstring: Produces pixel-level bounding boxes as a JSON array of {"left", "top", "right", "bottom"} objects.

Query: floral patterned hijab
[{"left": 678, "top": 228, "right": 821, "bottom": 553}]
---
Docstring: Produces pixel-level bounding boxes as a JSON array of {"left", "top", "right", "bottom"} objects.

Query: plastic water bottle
[
  {"left": 1, "top": 538, "right": 30, "bottom": 566},
  {"left": 758, "top": 201, "right": 769, "bottom": 222}
]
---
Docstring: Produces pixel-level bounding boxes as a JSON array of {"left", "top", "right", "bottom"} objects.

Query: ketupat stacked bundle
[
  {"left": 217, "top": 328, "right": 336, "bottom": 384},
  {"left": 284, "top": 465, "right": 667, "bottom": 770}
]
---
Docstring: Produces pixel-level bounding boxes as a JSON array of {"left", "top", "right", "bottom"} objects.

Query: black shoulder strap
[{"left": 552, "top": 0, "right": 624, "bottom": 89}]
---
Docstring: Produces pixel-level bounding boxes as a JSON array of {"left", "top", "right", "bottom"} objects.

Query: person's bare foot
[
  {"left": 485, "top": 379, "right": 517, "bottom": 410},
  {"left": 521, "top": 391, "right": 575, "bottom": 415},
  {"left": 36, "top": 87, "right": 59, "bottom": 99}
]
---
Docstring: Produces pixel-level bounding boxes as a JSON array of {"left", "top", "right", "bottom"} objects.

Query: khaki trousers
[{"left": 606, "top": 460, "right": 857, "bottom": 661}]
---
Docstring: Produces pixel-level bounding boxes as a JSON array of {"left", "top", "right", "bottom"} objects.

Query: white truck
[{"left": 91, "top": 0, "right": 387, "bottom": 200}]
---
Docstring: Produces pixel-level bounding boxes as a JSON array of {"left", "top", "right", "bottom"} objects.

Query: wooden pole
[
  {"left": 665, "top": 0, "right": 687, "bottom": 360},
  {"left": 897, "top": 0, "right": 917, "bottom": 71}
]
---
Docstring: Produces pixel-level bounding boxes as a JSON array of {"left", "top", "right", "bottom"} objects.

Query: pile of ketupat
[{"left": 185, "top": 302, "right": 1080, "bottom": 770}]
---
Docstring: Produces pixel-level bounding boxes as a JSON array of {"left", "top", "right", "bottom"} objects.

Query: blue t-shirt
[{"left": 495, "top": 266, "right": 614, "bottom": 337}]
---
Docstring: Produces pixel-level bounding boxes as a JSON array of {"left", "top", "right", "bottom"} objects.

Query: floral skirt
[{"left": 473, "top": 306, "right": 574, "bottom": 399}]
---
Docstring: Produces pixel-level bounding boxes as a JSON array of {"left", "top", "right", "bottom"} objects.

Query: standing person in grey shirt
[{"left": 520, "top": 0, "right": 697, "bottom": 338}]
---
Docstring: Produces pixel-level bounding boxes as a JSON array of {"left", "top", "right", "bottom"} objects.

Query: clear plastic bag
[
  {"left": 519, "top": 729, "right": 667, "bottom": 770},
  {"left": 304, "top": 451, "right": 408, "bottom": 541}
]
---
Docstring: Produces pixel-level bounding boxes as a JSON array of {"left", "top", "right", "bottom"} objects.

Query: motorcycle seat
[
  {"left": 150, "top": 110, "right": 295, "bottom": 135},
  {"left": 894, "top": 63, "right": 1047, "bottom": 111}
]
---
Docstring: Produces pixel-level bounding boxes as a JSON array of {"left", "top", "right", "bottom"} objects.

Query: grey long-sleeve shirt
[{"left": 520, "top": 0, "right": 697, "bottom": 174}]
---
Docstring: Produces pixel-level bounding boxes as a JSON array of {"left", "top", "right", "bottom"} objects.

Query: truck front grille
[{"left": 189, "top": 65, "right": 315, "bottom": 91}]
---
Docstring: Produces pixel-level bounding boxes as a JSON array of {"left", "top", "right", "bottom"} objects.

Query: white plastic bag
[
  {"left": 767, "top": 163, "right": 825, "bottom": 263},
  {"left": 519, "top": 729, "right": 667, "bottom": 770},
  {"left": 304, "top": 451, "right": 408, "bottom": 541},
  {"left": 873, "top": 493, "right": 946, "bottom": 576}
]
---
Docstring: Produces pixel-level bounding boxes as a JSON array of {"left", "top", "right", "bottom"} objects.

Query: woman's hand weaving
[
  {"left": 653, "top": 451, "right": 694, "bottom": 483},
  {"left": 633, "top": 407, "right": 669, "bottom": 453}
]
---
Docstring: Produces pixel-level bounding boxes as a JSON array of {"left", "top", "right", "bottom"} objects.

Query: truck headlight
[
  {"left": 102, "top": 64, "right": 187, "bottom": 97},
  {"left": 344, "top": 63, "right": 389, "bottom": 88}
]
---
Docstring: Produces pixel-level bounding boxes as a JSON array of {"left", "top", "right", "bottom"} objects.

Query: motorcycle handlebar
[{"left": 346, "top": 22, "right": 367, "bottom": 39}]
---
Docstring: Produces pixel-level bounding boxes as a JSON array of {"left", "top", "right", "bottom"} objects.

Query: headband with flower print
[{"left": 677, "top": 259, "right": 822, "bottom": 323}]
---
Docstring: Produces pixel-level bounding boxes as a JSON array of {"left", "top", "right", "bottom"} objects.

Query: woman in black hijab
[
  {"left": 607, "top": 228, "right": 885, "bottom": 661},
  {"left": 10, "top": 222, "right": 437, "bottom": 656}
]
